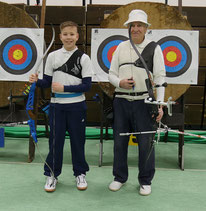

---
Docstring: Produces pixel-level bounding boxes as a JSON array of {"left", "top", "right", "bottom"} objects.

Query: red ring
[
  {"left": 163, "top": 46, "right": 182, "bottom": 67},
  {"left": 8, "top": 44, "right": 27, "bottom": 65},
  {"left": 107, "top": 45, "right": 118, "bottom": 63}
]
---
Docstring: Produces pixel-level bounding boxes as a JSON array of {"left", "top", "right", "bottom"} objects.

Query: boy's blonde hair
[{"left": 60, "top": 21, "right": 79, "bottom": 32}]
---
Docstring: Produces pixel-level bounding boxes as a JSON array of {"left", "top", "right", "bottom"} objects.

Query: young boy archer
[{"left": 29, "top": 21, "right": 93, "bottom": 192}]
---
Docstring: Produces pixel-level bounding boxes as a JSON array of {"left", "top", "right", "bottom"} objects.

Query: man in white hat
[{"left": 108, "top": 9, "right": 166, "bottom": 195}]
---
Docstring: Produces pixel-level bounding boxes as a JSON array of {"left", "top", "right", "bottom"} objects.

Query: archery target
[
  {"left": 0, "top": 34, "right": 37, "bottom": 75},
  {"left": 0, "top": 28, "right": 44, "bottom": 82},
  {"left": 157, "top": 36, "right": 192, "bottom": 77},
  {"left": 91, "top": 28, "right": 198, "bottom": 84},
  {"left": 97, "top": 35, "right": 128, "bottom": 74}
]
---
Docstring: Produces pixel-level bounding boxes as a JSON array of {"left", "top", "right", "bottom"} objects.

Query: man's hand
[
  {"left": 119, "top": 78, "right": 135, "bottom": 89},
  {"left": 156, "top": 107, "right": 164, "bottom": 122},
  {"left": 52, "top": 82, "right": 64, "bottom": 92}
]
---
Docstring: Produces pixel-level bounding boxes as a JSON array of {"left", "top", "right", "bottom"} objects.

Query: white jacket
[{"left": 109, "top": 38, "right": 166, "bottom": 101}]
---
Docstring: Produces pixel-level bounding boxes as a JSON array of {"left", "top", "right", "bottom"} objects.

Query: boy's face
[{"left": 60, "top": 26, "right": 79, "bottom": 51}]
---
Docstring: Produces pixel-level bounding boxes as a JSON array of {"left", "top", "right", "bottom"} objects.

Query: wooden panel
[
  {"left": 87, "top": 25, "right": 100, "bottom": 45},
  {"left": 87, "top": 4, "right": 120, "bottom": 25},
  {"left": 86, "top": 101, "right": 101, "bottom": 123},
  {"left": 184, "top": 86, "right": 204, "bottom": 104},
  {"left": 85, "top": 83, "right": 103, "bottom": 101},
  {"left": 198, "top": 67, "right": 206, "bottom": 86},
  {"left": 86, "top": 83, "right": 108, "bottom": 124},
  {"left": 0, "top": 109, "right": 28, "bottom": 123},
  {"left": 203, "top": 104, "right": 206, "bottom": 127},
  {"left": 44, "top": 25, "right": 85, "bottom": 45},
  {"left": 12, "top": 3, "right": 26, "bottom": 11},
  {"left": 184, "top": 104, "right": 203, "bottom": 125},
  {"left": 193, "top": 27, "right": 206, "bottom": 47},
  {"left": 199, "top": 48, "right": 206, "bottom": 67},
  {"left": 86, "top": 46, "right": 91, "bottom": 57},
  {"left": 22, "top": 5, "right": 206, "bottom": 27},
  {"left": 24, "top": 5, "right": 41, "bottom": 24},
  {"left": 25, "top": 6, "right": 85, "bottom": 25},
  {"left": 162, "top": 113, "right": 184, "bottom": 127},
  {"left": 182, "top": 7, "right": 206, "bottom": 27}
]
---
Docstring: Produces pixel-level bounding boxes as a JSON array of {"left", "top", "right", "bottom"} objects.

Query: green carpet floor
[
  {"left": 1, "top": 126, "right": 206, "bottom": 210},
  {"left": 2, "top": 125, "right": 206, "bottom": 143},
  {"left": 1, "top": 162, "right": 206, "bottom": 211}
]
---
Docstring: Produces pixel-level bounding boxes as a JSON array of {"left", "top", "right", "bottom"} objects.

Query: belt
[
  {"left": 51, "top": 93, "right": 82, "bottom": 98},
  {"left": 115, "top": 91, "right": 148, "bottom": 96}
]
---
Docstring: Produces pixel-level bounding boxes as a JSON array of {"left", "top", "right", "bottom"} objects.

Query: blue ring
[
  {"left": 102, "top": 40, "right": 123, "bottom": 69},
  {"left": 2, "top": 39, "right": 32, "bottom": 70},
  {"left": 97, "top": 35, "right": 128, "bottom": 74},
  {"left": 160, "top": 40, "right": 187, "bottom": 73}
]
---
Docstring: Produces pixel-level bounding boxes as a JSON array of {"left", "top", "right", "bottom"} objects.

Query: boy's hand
[
  {"left": 52, "top": 82, "right": 64, "bottom": 92},
  {"left": 29, "top": 73, "right": 38, "bottom": 83}
]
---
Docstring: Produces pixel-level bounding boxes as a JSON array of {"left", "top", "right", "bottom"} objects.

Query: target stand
[{"left": 161, "top": 95, "right": 185, "bottom": 170}]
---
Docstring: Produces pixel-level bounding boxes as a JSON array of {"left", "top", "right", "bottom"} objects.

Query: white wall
[{"left": 1, "top": 0, "right": 206, "bottom": 7}]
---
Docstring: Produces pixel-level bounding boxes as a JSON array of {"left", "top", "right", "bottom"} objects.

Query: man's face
[
  {"left": 60, "top": 26, "right": 79, "bottom": 51},
  {"left": 130, "top": 21, "right": 147, "bottom": 44}
]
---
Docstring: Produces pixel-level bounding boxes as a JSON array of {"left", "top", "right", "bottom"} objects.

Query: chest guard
[
  {"left": 119, "top": 41, "right": 157, "bottom": 73},
  {"left": 53, "top": 49, "right": 84, "bottom": 79}
]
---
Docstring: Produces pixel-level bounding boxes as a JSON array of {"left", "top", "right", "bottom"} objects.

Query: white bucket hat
[{"left": 124, "top": 9, "right": 151, "bottom": 27}]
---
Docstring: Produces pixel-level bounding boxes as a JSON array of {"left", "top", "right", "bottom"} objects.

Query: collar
[
  {"left": 62, "top": 46, "right": 78, "bottom": 54},
  {"left": 129, "top": 37, "right": 149, "bottom": 49}
]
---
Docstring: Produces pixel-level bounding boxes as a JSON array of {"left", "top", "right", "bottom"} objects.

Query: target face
[
  {"left": 157, "top": 36, "right": 192, "bottom": 77},
  {"left": 91, "top": 28, "right": 198, "bottom": 84},
  {"left": 0, "top": 34, "right": 37, "bottom": 75},
  {"left": 97, "top": 35, "right": 128, "bottom": 74}
]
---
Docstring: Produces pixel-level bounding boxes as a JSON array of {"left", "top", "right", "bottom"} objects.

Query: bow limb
[
  {"left": 26, "top": 82, "right": 38, "bottom": 143},
  {"left": 128, "top": 25, "right": 155, "bottom": 101},
  {"left": 128, "top": 26, "right": 159, "bottom": 126},
  {"left": 34, "top": 25, "right": 55, "bottom": 75},
  {"left": 26, "top": 26, "right": 55, "bottom": 143}
]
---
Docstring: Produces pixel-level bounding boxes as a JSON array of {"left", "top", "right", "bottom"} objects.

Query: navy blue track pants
[{"left": 44, "top": 104, "right": 89, "bottom": 177}]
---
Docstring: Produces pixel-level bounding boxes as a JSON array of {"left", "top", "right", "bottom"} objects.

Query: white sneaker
[
  {"left": 44, "top": 176, "right": 58, "bottom": 192},
  {"left": 109, "top": 181, "right": 124, "bottom": 191},
  {"left": 76, "top": 174, "right": 87, "bottom": 190},
  {"left": 139, "top": 185, "right": 151, "bottom": 196}
]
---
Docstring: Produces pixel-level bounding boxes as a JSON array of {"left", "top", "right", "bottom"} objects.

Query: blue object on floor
[{"left": 0, "top": 128, "right": 5, "bottom": 147}]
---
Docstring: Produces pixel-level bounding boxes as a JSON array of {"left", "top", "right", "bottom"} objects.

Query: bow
[
  {"left": 127, "top": 26, "right": 158, "bottom": 171},
  {"left": 120, "top": 97, "right": 176, "bottom": 169},
  {"left": 128, "top": 26, "right": 160, "bottom": 130},
  {"left": 26, "top": 26, "right": 56, "bottom": 178},
  {"left": 120, "top": 121, "right": 206, "bottom": 143},
  {"left": 120, "top": 120, "right": 206, "bottom": 172},
  {"left": 26, "top": 26, "right": 55, "bottom": 143}
]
